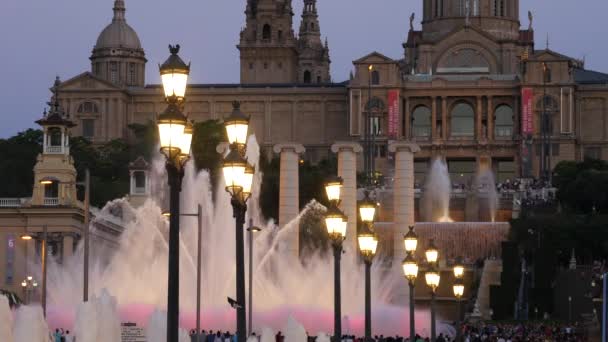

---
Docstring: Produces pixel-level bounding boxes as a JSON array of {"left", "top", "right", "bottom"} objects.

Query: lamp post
[
  {"left": 20, "top": 276, "right": 38, "bottom": 304},
  {"left": 222, "top": 101, "right": 253, "bottom": 341},
  {"left": 157, "top": 44, "right": 192, "bottom": 342},
  {"left": 425, "top": 239, "right": 440, "bottom": 342},
  {"left": 163, "top": 203, "right": 203, "bottom": 338},
  {"left": 358, "top": 192, "right": 377, "bottom": 341},
  {"left": 247, "top": 219, "right": 261, "bottom": 336},
  {"left": 20, "top": 224, "right": 48, "bottom": 317},
  {"left": 403, "top": 226, "right": 419, "bottom": 341},
  {"left": 453, "top": 278, "right": 465, "bottom": 342},
  {"left": 40, "top": 168, "right": 91, "bottom": 302},
  {"left": 324, "top": 176, "right": 347, "bottom": 341}
]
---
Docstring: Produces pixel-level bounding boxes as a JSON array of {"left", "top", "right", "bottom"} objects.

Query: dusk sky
[{"left": 1, "top": 0, "right": 606, "bottom": 138}]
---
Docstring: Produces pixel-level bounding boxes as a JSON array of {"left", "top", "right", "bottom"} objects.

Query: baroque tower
[
  {"left": 238, "top": 0, "right": 299, "bottom": 83},
  {"left": 90, "top": 0, "right": 146, "bottom": 87},
  {"left": 297, "top": 0, "right": 331, "bottom": 83}
]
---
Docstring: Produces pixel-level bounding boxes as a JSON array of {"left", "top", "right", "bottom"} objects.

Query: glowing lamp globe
[
  {"left": 402, "top": 253, "right": 419, "bottom": 282},
  {"left": 425, "top": 239, "right": 439, "bottom": 264},
  {"left": 157, "top": 105, "right": 187, "bottom": 158},
  {"left": 224, "top": 102, "right": 250, "bottom": 146},
  {"left": 159, "top": 45, "right": 190, "bottom": 101},
  {"left": 453, "top": 279, "right": 465, "bottom": 298},
  {"left": 222, "top": 149, "right": 248, "bottom": 196},
  {"left": 404, "top": 226, "right": 418, "bottom": 253},
  {"left": 325, "top": 176, "right": 343, "bottom": 203},
  {"left": 453, "top": 260, "right": 465, "bottom": 279},
  {"left": 358, "top": 225, "right": 378, "bottom": 259},
  {"left": 325, "top": 205, "right": 347, "bottom": 239},
  {"left": 177, "top": 121, "right": 193, "bottom": 158},
  {"left": 425, "top": 268, "right": 441, "bottom": 291},
  {"left": 359, "top": 194, "right": 376, "bottom": 224},
  {"left": 241, "top": 163, "right": 255, "bottom": 201}
]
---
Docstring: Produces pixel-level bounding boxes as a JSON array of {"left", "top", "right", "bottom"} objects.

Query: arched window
[
  {"left": 78, "top": 101, "right": 99, "bottom": 113},
  {"left": 450, "top": 102, "right": 475, "bottom": 136},
  {"left": 303, "top": 70, "right": 312, "bottom": 84},
  {"left": 44, "top": 181, "right": 59, "bottom": 199},
  {"left": 371, "top": 70, "right": 380, "bottom": 85},
  {"left": 412, "top": 106, "right": 432, "bottom": 138},
  {"left": 262, "top": 24, "right": 271, "bottom": 40},
  {"left": 543, "top": 64, "right": 552, "bottom": 83},
  {"left": 494, "top": 105, "right": 514, "bottom": 139},
  {"left": 48, "top": 127, "right": 62, "bottom": 146}
]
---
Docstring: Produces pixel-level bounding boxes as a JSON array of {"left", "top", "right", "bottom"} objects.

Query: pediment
[
  {"left": 353, "top": 51, "right": 395, "bottom": 65},
  {"left": 57, "top": 72, "right": 122, "bottom": 92}
]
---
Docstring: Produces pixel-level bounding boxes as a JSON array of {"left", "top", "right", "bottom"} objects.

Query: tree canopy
[{"left": 553, "top": 159, "right": 608, "bottom": 214}]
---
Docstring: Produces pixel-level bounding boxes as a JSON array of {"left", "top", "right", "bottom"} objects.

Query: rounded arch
[
  {"left": 303, "top": 70, "right": 312, "bottom": 84},
  {"left": 494, "top": 104, "right": 514, "bottom": 139},
  {"left": 262, "top": 24, "right": 271, "bottom": 40},
  {"left": 365, "top": 96, "right": 386, "bottom": 112},
  {"left": 435, "top": 42, "right": 499, "bottom": 74},
  {"left": 412, "top": 105, "right": 432, "bottom": 138},
  {"left": 450, "top": 101, "right": 475, "bottom": 136}
]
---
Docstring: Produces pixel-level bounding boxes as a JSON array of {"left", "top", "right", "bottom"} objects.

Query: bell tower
[
  {"left": 238, "top": 0, "right": 299, "bottom": 83},
  {"left": 32, "top": 78, "right": 78, "bottom": 207},
  {"left": 297, "top": 0, "right": 331, "bottom": 83}
]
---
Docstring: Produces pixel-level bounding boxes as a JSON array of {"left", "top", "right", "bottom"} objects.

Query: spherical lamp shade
[
  {"left": 402, "top": 253, "right": 418, "bottom": 282},
  {"left": 325, "top": 205, "right": 347, "bottom": 239},
  {"left": 325, "top": 176, "right": 343, "bottom": 203},
  {"left": 453, "top": 260, "right": 465, "bottom": 279},
  {"left": 403, "top": 226, "right": 418, "bottom": 253},
  {"left": 241, "top": 163, "right": 255, "bottom": 200},
  {"left": 359, "top": 195, "right": 376, "bottom": 224},
  {"left": 157, "top": 105, "right": 187, "bottom": 158},
  {"left": 224, "top": 102, "right": 250, "bottom": 146},
  {"left": 21, "top": 281, "right": 27, "bottom": 288},
  {"left": 425, "top": 239, "right": 439, "bottom": 264},
  {"left": 425, "top": 268, "right": 440, "bottom": 291},
  {"left": 222, "top": 149, "right": 248, "bottom": 196},
  {"left": 159, "top": 45, "right": 190, "bottom": 100},
  {"left": 453, "top": 279, "right": 465, "bottom": 298},
  {"left": 177, "top": 121, "right": 193, "bottom": 158}
]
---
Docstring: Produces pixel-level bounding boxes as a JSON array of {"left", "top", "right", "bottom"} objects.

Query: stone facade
[{"left": 54, "top": 0, "right": 608, "bottom": 181}]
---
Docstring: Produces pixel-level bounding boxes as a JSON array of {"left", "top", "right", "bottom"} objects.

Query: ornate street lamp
[
  {"left": 21, "top": 276, "right": 38, "bottom": 305},
  {"left": 20, "top": 225, "right": 48, "bottom": 317},
  {"left": 222, "top": 101, "right": 252, "bottom": 342},
  {"left": 404, "top": 225, "right": 418, "bottom": 254},
  {"left": 453, "top": 258, "right": 465, "bottom": 279},
  {"left": 402, "top": 252, "right": 419, "bottom": 342},
  {"left": 358, "top": 191, "right": 377, "bottom": 342},
  {"left": 453, "top": 278, "right": 465, "bottom": 342},
  {"left": 425, "top": 240, "right": 441, "bottom": 342},
  {"left": 157, "top": 44, "right": 191, "bottom": 342},
  {"left": 324, "top": 177, "right": 346, "bottom": 342}
]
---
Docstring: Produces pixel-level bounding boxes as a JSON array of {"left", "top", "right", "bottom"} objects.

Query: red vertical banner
[
  {"left": 521, "top": 87, "right": 534, "bottom": 135},
  {"left": 388, "top": 89, "right": 400, "bottom": 139}
]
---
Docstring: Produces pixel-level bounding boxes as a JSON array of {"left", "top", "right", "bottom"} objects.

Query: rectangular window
[
  {"left": 82, "top": 119, "right": 95, "bottom": 138},
  {"left": 496, "top": 160, "right": 516, "bottom": 183},
  {"left": 110, "top": 62, "right": 118, "bottom": 84},
  {"left": 129, "top": 63, "right": 136, "bottom": 85}
]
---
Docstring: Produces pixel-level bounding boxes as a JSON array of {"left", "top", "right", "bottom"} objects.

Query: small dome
[{"left": 94, "top": 0, "right": 142, "bottom": 50}]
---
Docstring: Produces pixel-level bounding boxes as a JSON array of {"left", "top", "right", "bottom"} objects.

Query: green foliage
[
  {"left": 128, "top": 121, "right": 158, "bottom": 161},
  {"left": 0, "top": 129, "right": 42, "bottom": 197},
  {"left": 191, "top": 120, "right": 226, "bottom": 192},
  {"left": 299, "top": 204, "right": 330, "bottom": 256},
  {"left": 553, "top": 159, "right": 608, "bottom": 213},
  {"left": 259, "top": 153, "right": 280, "bottom": 221}
]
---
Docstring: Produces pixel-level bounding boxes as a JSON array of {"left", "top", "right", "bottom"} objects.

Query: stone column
[
  {"left": 273, "top": 143, "right": 305, "bottom": 256},
  {"left": 331, "top": 142, "right": 363, "bottom": 255},
  {"left": 389, "top": 141, "right": 420, "bottom": 305},
  {"left": 431, "top": 97, "right": 438, "bottom": 141},
  {"left": 441, "top": 96, "right": 448, "bottom": 140},
  {"left": 63, "top": 234, "right": 74, "bottom": 261},
  {"left": 389, "top": 142, "right": 420, "bottom": 262}
]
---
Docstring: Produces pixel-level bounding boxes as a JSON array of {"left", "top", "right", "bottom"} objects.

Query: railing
[
  {"left": 0, "top": 198, "right": 24, "bottom": 207},
  {"left": 43, "top": 198, "right": 60, "bottom": 206},
  {"left": 45, "top": 145, "right": 64, "bottom": 154}
]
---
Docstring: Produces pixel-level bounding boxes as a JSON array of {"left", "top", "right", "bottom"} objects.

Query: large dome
[
  {"left": 94, "top": 0, "right": 142, "bottom": 50},
  {"left": 95, "top": 21, "right": 142, "bottom": 50}
]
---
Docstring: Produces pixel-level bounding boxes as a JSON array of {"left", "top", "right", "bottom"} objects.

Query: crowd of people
[
  {"left": 459, "top": 321, "right": 586, "bottom": 342},
  {"left": 51, "top": 329, "right": 75, "bottom": 342}
]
